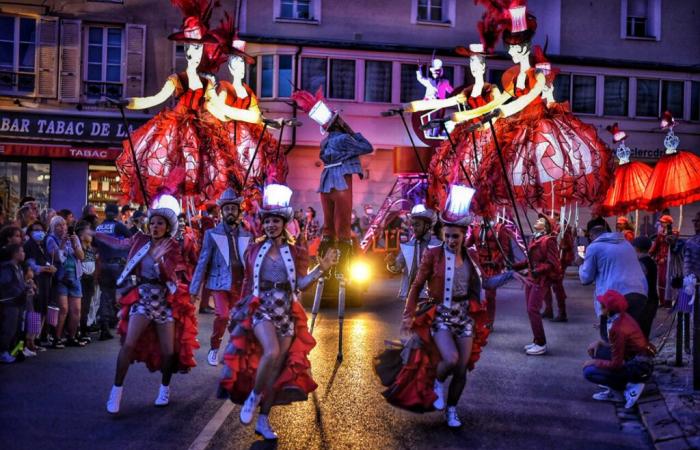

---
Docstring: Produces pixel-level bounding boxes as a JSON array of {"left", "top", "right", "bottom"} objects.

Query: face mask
[{"left": 31, "top": 231, "right": 46, "bottom": 242}]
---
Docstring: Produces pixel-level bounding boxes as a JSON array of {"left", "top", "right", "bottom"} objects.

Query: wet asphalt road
[{"left": 0, "top": 275, "right": 651, "bottom": 450}]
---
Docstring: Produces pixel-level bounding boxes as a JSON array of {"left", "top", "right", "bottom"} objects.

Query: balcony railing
[
  {"left": 83, "top": 81, "right": 123, "bottom": 100},
  {"left": 0, "top": 70, "right": 36, "bottom": 94}
]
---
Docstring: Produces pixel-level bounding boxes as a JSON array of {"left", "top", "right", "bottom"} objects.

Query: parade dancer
[
  {"left": 291, "top": 88, "right": 373, "bottom": 268},
  {"left": 650, "top": 214, "right": 675, "bottom": 307},
  {"left": 103, "top": 195, "right": 199, "bottom": 414},
  {"left": 116, "top": 0, "right": 242, "bottom": 207},
  {"left": 386, "top": 204, "right": 441, "bottom": 304},
  {"left": 616, "top": 216, "right": 635, "bottom": 242},
  {"left": 219, "top": 184, "right": 339, "bottom": 440},
  {"left": 513, "top": 214, "right": 560, "bottom": 355},
  {"left": 543, "top": 213, "right": 574, "bottom": 322},
  {"left": 190, "top": 187, "right": 250, "bottom": 366},
  {"left": 465, "top": 217, "right": 513, "bottom": 328},
  {"left": 380, "top": 185, "right": 513, "bottom": 427}
]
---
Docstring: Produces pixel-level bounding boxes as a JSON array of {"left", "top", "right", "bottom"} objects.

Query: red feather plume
[{"left": 291, "top": 87, "right": 325, "bottom": 113}]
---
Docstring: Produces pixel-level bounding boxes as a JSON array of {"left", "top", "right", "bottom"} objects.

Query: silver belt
[{"left": 324, "top": 162, "right": 342, "bottom": 168}]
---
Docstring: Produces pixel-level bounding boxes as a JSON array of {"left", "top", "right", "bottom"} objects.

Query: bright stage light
[{"left": 350, "top": 260, "right": 371, "bottom": 284}]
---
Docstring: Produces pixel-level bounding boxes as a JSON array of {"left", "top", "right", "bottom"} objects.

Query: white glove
[{"left": 683, "top": 274, "right": 697, "bottom": 296}]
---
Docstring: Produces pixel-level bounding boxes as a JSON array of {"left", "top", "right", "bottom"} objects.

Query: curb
[{"left": 637, "top": 380, "right": 693, "bottom": 450}]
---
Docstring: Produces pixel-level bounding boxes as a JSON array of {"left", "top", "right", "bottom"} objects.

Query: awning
[{"left": 0, "top": 143, "right": 121, "bottom": 161}]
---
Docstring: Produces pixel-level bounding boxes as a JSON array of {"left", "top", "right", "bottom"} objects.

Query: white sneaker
[
  {"left": 432, "top": 379, "right": 445, "bottom": 410},
  {"left": 525, "top": 344, "right": 547, "bottom": 355},
  {"left": 624, "top": 383, "right": 645, "bottom": 409},
  {"left": 445, "top": 406, "right": 462, "bottom": 428},
  {"left": 592, "top": 388, "right": 624, "bottom": 402},
  {"left": 154, "top": 384, "right": 170, "bottom": 407},
  {"left": 523, "top": 342, "right": 537, "bottom": 351},
  {"left": 207, "top": 349, "right": 218, "bottom": 366},
  {"left": 255, "top": 414, "right": 279, "bottom": 440},
  {"left": 0, "top": 351, "right": 15, "bottom": 363},
  {"left": 22, "top": 348, "right": 37, "bottom": 358},
  {"left": 240, "top": 391, "right": 261, "bottom": 425},
  {"left": 106, "top": 385, "right": 123, "bottom": 414}
]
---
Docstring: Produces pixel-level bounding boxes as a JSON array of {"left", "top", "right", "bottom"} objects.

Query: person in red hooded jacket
[
  {"left": 543, "top": 213, "right": 573, "bottom": 322},
  {"left": 583, "top": 290, "right": 655, "bottom": 409}
]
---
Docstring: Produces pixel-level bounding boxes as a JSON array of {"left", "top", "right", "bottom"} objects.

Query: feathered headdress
[
  {"left": 606, "top": 123, "right": 627, "bottom": 143},
  {"left": 474, "top": 0, "right": 509, "bottom": 53},
  {"left": 211, "top": 11, "right": 255, "bottom": 65},
  {"left": 291, "top": 87, "right": 340, "bottom": 130},
  {"left": 168, "top": 0, "right": 218, "bottom": 43},
  {"left": 531, "top": 45, "right": 558, "bottom": 85}
]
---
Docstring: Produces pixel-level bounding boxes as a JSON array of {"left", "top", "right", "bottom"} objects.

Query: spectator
[
  {"left": 39, "top": 208, "right": 56, "bottom": 229},
  {"left": 17, "top": 203, "right": 38, "bottom": 231},
  {"left": 350, "top": 209, "right": 362, "bottom": 238},
  {"left": 0, "top": 244, "right": 34, "bottom": 363},
  {"left": 579, "top": 225, "right": 648, "bottom": 340},
  {"left": 129, "top": 210, "right": 147, "bottom": 235},
  {"left": 616, "top": 217, "right": 635, "bottom": 242},
  {"left": 0, "top": 225, "right": 23, "bottom": 247},
  {"left": 24, "top": 221, "right": 57, "bottom": 350},
  {"left": 46, "top": 216, "right": 85, "bottom": 348},
  {"left": 632, "top": 237, "right": 658, "bottom": 338},
  {"left": 94, "top": 203, "right": 131, "bottom": 341},
  {"left": 77, "top": 224, "right": 96, "bottom": 343},
  {"left": 583, "top": 290, "right": 654, "bottom": 409},
  {"left": 58, "top": 209, "right": 76, "bottom": 228},
  {"left": 360, "top": 204, "right": 376, "bottom": 234},
  {"left": 80, "top": 204, "right": 99, "bottom": 230},
  {"left": 304, "top": 207, "right": 321, "bottom": 257},
  {"left": 120, "top": 205, "right": 134, "bottom": 224},
  {"left": 286, "top": 211, "right": 302, "bottom": 241},
  {"left": 682, "top": 212, "right": 700, "bottom": 307},
  {"left": 650, "top": 215, "right": 677, "bottom": 307}
]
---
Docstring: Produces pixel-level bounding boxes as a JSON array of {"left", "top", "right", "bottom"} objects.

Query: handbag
[
  {"left": 26, "top": 310, "right": 42, "bottom": 335},
  {"left": 47, "top": 305, "right": 60, "bottom": 327}
]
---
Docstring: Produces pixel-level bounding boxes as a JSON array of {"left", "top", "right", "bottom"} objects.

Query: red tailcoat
[
  {"left": 465, "top": 223, "right": 511, "bottom": 277},
  {"left": 514, "top": 234, "right": 561, "bottom": 285}
]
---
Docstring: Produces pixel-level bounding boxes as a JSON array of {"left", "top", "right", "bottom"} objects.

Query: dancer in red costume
[
  {"left": 650, "top": 215, "right": 675, "bottom": 307},
  {"left": 206, "top": 14, "right": 287, "bottom": 208},
  {"left": 543, "top": 212, "right": 574, "bottom": 322},
  {"left": 457, "top": 2, "right": 612, "bottom": 210},
  {"left": 101, "top": 195, "right": 199, "bottom": 414},
  {"left": 379, "top": 185, "right": 514, "bottom": 427},
  {"left": 218, "top": 184, "right": 338, "bottom": 440},
  {"left": 116, "top": 0, "right": 243, "bottom": 207}
]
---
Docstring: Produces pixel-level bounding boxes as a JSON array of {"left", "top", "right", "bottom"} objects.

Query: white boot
[
  {"left": 446, "top": 406, "right": 462, "bottom": 428},
  {"left": 154, "top": 384, "right": 170, "bottom": 407},
  {"left": 240, "top": 391, "right": 261, "bottom": 425},
  {"left": 433, "top": 379, "right": 445, "bottom": 410},
  {"left": 255, "top": 414, "right": 279, "bottom": 440},
  {"left": 106, "top": 385, "right": 123, "bottom": 414},
  {"left": 207, "top": 349, "right": 218, "bottom": 366}
]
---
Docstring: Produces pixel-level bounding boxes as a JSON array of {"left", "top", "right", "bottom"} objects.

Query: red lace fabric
[
  {"left": 218, "top": 297, "right": 317, "bottom": 405},
  {"left": 117, "top": 283, "right": 200, "bottom": 372},
  {"left": 116, "top": 72, "right": 244, "bottom": 207},
  {"left": 642, "top": 150, "right": 700, "bottom": 211},
  {"left": 601, "top": 161, "right": 653, "bottom": 216},
  {"left": 475, "top": 66, "right": 613, "bottom": 210},
  {"left": 382, "top": 300, "right": 491, "bottom": 412},
  {"left": 427, "top": 85, "right": 497, "bottom": 216}
]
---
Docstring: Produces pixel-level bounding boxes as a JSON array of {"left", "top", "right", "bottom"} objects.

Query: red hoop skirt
[
  {"left": 218, "top": 297, "right": 317, "bottom": 405},
  {"left": 117, "top": 284, "right": 199, "bottom": 373},
  {"left": 380, "top": 299, "right": 491, "bottom": 412},
  {"left": 642, "top": 149, "right": 700, "bottom": 211},
  {"left": 601, "top": 161, "right": 653, "bottom": 216}
]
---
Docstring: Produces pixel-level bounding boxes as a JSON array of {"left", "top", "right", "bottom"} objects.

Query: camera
[{"left": 68, "top": 225, "right": 76, "bottom": 235}]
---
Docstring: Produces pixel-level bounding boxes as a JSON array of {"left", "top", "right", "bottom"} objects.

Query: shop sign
[
  {"left": 0, "top": 143, "right": 121, "bottom": 161},
  {"left": 0, "top": 109, "right": 147, "bottom": 144}
]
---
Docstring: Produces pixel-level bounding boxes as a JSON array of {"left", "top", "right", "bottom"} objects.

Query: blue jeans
[{"left": 583, "top": 347, "right": 630, "bottom": 391}]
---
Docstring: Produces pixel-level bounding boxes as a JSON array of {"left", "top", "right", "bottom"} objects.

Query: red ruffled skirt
[
  {"left": 218, "top": 297, "right": 317, "bottom": 405},
  {"left": 117, "top": 284, "right": 199, "bottom": 372},
  {"left": 380, "top": 299, "right": 491, "bottom": 413}
]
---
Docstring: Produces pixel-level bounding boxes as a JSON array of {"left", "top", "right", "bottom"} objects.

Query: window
[
  {"left": 329, "top": 59, "right": 355, "bottom": 100},
  {"left": 400, "top": 64, "right": 454, "bottom": 103},
  {"left": 172, "top": 42, "right": 186, "bottom": 73},
  {"left": 604, "top": 76, "right": 629, "bottom": 116},
  {"left": 661, "top": 80, "right": 683, "bottom": 118},
  {"left": 691, "top": 81, "right": 700, "bottom": 122},
  {"left": 0, "top": 15, "right": 36, "bottom": 95},
  {"left": 260, "top": 55, "right": 274, "bottom": 98},
  {"left": 553, "top": 74, "right": 571, "bottom": 103},
  {"left": 0, "top": 161, "right": 49, "bottom": 216},
  {"left": 84, "top": 26, "right": 124, "bottom": 100},
  {"left": 278, "top": 55, "right": 293, "bottom": 98},
  {"left": 0, "top": 162, "right": 21, "bottom": 216},
  {"left": 636, "top": 78, "right": 659, "bottom": 117},
  {"left": 364, "top": 60, "right": 392, "bottom": 103},
  {"left": 278, "top": 0, "right": 316, "bottom": 20},
  {"left": 417, "top": 0, "right": 444, "bottom": 22},
  {"left": 572, "top": 75, "right": 596, "bottom": 114},
  {"left": 301, "top": 57, "right": 326, "bottom": 93},
  {"left": 623, "top": 0, "right": 660, "bottom": 39},
  {"left": 25, "top": 163, "right": 50, "bottom": 207}
]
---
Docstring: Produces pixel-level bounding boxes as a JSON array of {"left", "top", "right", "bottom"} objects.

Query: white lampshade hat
[
  {"left": 469, "top": 43, "right": 484, "bottom": 54},
  {"left": 309, "top": 100, "right": 334, "bottom": 127},
  {"left": 440, "top": 184, "right": 476, "bottom": 227},
  {"left": 535, "top": 62, "right": 551, "bottom": 75},
  {"left": 233, "top": 39, "right": 246, "bottom": 52},
  {"left": 148, "top": 194, "right": 181, "bottom": 234},
  {"left": 260, "top": 184, "right": 294, "bottom": 221},
  {"left": 509, "top": 6, "right": 527, "bottom": 32}
]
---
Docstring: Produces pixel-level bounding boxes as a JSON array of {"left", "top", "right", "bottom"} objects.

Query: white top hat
[
  {"left": 260, "top": 184, "right": 294, "bottom": 221},
  {"left": 439, "top": 184, "right": 476, "bottom": 227},
  {"left": 430, "top": 58, "right": 444, "bottom": 74}
]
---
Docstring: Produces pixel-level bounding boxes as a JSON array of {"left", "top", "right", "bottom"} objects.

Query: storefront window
[
  {"left": 25, "top": 163, "right": 50, "bottom": 208},
  {"left": 88, "top": 165, "right": 120, "bottom": 214},
  {"left": 0, "top": 161, "right": 21, "bottom": 218}
]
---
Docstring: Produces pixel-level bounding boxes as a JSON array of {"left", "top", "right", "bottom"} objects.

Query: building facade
[{"left": 1, "top": 0, "right": 699, "bottom": 233}]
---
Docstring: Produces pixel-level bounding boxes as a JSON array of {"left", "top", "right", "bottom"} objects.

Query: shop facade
[{"left": 0, "top": 107, "right": 146, "bottom": 217}]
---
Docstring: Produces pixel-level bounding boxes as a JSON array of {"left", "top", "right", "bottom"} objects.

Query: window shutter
[
  {"left": 125, "top": 24, "right": 146, "bottom": 97},
  {"left": 58, "top": 19, "right": 81, "bottom": 102},
  {"left": 36, "top": 16, "right": 58, "bottom": 98}
]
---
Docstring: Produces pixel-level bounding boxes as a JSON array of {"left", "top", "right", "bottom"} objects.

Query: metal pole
[
  {"left": 676, "top": 311, "right": 684, "bottom": 367},
  {"left": 309, "top": 276, "right": 324, "bottom": 335},
  {"left": 115, "top": 103, "right": 149, "bottom": 206},
  {"left": 275, "top": 122, "right": 287, "bottom": 161},
  {"left": 243, "top": 122, "right": 269, "bottom": 186},
  {"left": 398, "top": 113, "right": 428, "bottom": 174},
  {"left": 337, "top": 274, "right": 346, "bottom": 362},
  {"left": 439, "top": 122, "right": 474, "bottom": 187}
]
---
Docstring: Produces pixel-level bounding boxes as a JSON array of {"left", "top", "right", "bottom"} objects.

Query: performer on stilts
[
  {"left": 218, "top": 184, "right": 339, "bottom": 441},
  {"left": 290, "top": 89, "right": 373, "bottom": 270},
  {"left": 386, "top": 204, "right": 441, "bottom": 304},
  {"left": 190, "top": 187, "right": 250, "bottom": 367},
  {"left": 102, "top": 194, "right": 199, "bottom": 414},
  {"left": 377, "top": 185, "right": 514, "bottom": 427}
]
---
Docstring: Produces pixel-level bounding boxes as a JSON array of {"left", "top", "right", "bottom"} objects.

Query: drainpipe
[{"left": 285, "top": 45, "right": 303, "bottom": 155}]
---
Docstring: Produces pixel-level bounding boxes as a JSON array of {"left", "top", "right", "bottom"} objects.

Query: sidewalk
[{"left": 638, "top": 308, "right": 700, "bottom": 450}]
